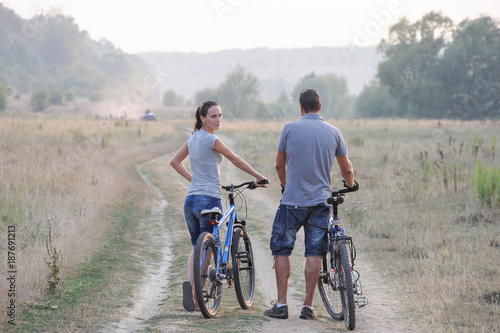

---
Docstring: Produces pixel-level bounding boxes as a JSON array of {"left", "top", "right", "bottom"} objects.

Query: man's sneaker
[
  {"left": 299, "top": 306, "right": 317, "bottom": 320},
  {"left": 263, "top": 304, "right": 289, "bottom": 319},
  {"left": 182, "top": 281, "right": 195, "bottom": 312}
]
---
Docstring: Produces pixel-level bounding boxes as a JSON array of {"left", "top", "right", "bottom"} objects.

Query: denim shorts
[
  {"left": 184, "top": 195, "right": 222, "bottom": 247},
  {"left": 270, "top": 203, "right": 329, "bottom": 258}
]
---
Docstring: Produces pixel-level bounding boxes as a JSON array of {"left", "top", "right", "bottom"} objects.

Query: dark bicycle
[{"left": 317, "top": 180, "right": 368, "bottom": 330}]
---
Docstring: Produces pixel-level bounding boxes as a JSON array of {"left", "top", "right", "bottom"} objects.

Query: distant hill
[
  {"left": 138, "top": 46, "right": 382, "bottom": 102},
  {"left": 0, "top": 4, "right": 147, "bottom": 99},
  {"left": 0, "top": 4, "right": 382, "bottom": 105}
]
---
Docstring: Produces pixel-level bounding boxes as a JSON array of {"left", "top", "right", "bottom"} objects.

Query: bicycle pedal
[{"left": 355, "top": 296, "right": 368, "bottom": 308}]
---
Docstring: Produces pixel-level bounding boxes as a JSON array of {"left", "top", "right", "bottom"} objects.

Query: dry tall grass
[
  {"left": 0, "top": 112, "right": 176, "bottom": 321},
  {"left": 2, "top": 113, "right": 499, "bottom": 332}
]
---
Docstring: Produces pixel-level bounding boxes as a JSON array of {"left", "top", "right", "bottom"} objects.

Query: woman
[{"left": 170, "top": 101, "right": 267, "bottom": 311}]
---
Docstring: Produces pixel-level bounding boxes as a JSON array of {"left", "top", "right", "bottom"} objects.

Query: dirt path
[
  {"left": 101, "top": 157, "right": 173, "bottom": 333},
  {"left": 101, "top": 129, "right": 413, "bottom": 332},
  {"left": 353, "top": 256, "right": 412, "bottom": 333}
]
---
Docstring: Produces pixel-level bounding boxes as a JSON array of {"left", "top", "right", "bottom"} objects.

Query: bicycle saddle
[{"left": 201, "top": 207, "right": 222, "bottom": 217}]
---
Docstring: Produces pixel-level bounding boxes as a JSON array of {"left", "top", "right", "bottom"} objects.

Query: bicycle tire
[
  {"left": 338, "top": 241, "right": 356, "bottom": 330},
  {"left": 317, "top": 252, "right": 343, "bottom": 320},
  {"left": 232, "top": 227, "right": 255, "bottom": 309},
  {"left": 193, "top": 232, "right": 221, "bottom": 318}
]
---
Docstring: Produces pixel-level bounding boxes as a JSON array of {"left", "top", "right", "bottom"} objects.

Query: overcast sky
[{"left": 2, "top": 0, "right": 499, "bottom": 54}]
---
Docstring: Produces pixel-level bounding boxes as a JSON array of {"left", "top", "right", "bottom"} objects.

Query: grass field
[
  {"left": 1, "top": 109, "right": 499, "bottom": 332},
  {"left": 215, "top": 118, "right": 500, "bottom": 332}
]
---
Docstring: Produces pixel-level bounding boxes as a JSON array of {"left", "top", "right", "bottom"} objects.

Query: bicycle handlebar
[
  {"left": 328, "top": 180, "right": 359, "bottom": 204},
  {"left": 222, "top": 179, "right": 269, "bottom": 191}
]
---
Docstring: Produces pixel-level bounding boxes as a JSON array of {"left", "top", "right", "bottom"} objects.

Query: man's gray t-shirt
[
  {"left": 186, "top": 130, "right": 223, "bottom": 199},
  {"left": 277, "top": 113, "right": 348, "bottom": 207}
]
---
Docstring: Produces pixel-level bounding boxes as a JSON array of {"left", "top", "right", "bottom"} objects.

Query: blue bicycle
[{"left": 193, "top": 180, "right": 267, "bottom": 318}]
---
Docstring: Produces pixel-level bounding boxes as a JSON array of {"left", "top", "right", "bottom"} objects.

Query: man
[{"left": 264, "top": 88, "right": 356, "bottom": 320}]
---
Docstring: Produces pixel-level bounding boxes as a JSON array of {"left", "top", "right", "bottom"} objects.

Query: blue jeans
[
  {"left": 184, "top": 195, "right": 222, "bottom": 247},
  {"left": 270, "top": 203, "right": 329, "bottom": 258}
]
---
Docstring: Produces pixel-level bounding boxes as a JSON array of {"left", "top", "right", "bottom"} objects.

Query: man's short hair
[{"left": 299, "top": 89, "right": 321, "bottom": 113}]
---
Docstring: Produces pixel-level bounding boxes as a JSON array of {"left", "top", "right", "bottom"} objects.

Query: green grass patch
[{"left": 475, "top": 161, "right": 500, "bottom": 208}]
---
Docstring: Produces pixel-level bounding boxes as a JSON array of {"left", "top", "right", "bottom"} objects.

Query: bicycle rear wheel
[
  {"left": 232, "top": 227, "right": 255, "bottom": 309},
  {"left": 317, "top": 251, "right": 343, "bottom": 320},
  {"left": 193, "top": 232, "right": 221, "bottom": 318},
  {"left": 338, "top": 241, "right": 356, "bottom": 330}
]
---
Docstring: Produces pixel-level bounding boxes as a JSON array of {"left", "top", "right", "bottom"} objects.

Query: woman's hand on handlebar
[{"left": 254, "top": 176, "right": 268, "bottom": 187}]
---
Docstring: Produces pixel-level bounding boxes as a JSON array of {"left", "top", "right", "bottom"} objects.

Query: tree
[
  {"left": 65, "top": 90, "right": 75, "bottom": 102},
  {"left": 39, "top": 15, "right": 83, "bottom": 68},
  {"left": 30, "top": 89, "right": 50, "bottom": 112},
  {"left": 50, "top": 90, "right": 64, "bottom": 105},
  {"left": 162, "top": 89, "right": 185, "bottom": 107},
  {"left": 436, "top": 16, "right": 500, "bottom": 119},
  {"left": 354, "top": 81, "right": 397, "bottom": 118},
  {"left": 194, "top": 87, "right": 218, "bottom": 107},
  {"left": 99, "top": 52, "right": 131, "bottom": 78},
  {"left": 0, "top": 83, "right": 12, "bottom": 112},
  {"left": 217, "top": 65, "right": 259, "bottom": 118},
  {"left": 377, "top": 12, "right": 454, "bottom": 117},
  {"left": 292, "top": 72, "right": 351, "bottom": 118}
]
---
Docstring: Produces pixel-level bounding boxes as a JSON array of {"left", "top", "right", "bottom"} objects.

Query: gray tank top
[{"left": 186, "top": 130, "right": 223, "bottom": 199}]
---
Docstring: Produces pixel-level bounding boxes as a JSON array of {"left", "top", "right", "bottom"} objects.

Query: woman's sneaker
[
  {"left": 263, "top": 304, "right": 288, "bottom": 319},
  {"left": 182, "top": 281, "right": 195, "bottom": 312}
]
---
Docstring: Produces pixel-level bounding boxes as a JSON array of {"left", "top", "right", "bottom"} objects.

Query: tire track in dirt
[{"left": 102, "top": 156, "right": 173, "bottom": 333}]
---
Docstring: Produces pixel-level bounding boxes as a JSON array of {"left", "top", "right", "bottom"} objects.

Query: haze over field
[{"left": 1, "top": 1, "right": 499, "bottom": 118}]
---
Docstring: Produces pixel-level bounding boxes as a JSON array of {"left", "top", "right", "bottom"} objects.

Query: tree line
[
  {"left": 162, "top": 65, "right": 353, "bottom": 119},
  {"left": 0, "top": 5, "right": 148, "bottom": 112},
  {"left": 162, "top": 12, "right": 500, "bottom": 120},
  {"left": 357, "top": 12, "right": 500, "bottom": 119},
  {"left": 1, "top": 6, "right": 499, "bottom": 119}
]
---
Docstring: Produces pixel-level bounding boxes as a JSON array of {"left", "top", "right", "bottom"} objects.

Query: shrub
[
  {"left": 30, "top": 89, "right": 50, "bottom": 112},
  {"left": 65, "top": 90, "right": 75, "bottom": 102},
  {"left": 162, "top": 89, "right": 185, "bottom": 106},
  {"left": 50, "top": 90, "right": 64, "bottom": 105},
  {"left": 474, "top": 161, "right": 500, "bottom": 209},
  {"left": 0, "top": 83, "right": 12, "bottom": 111}
]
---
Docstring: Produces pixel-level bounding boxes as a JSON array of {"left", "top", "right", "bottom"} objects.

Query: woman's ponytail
[{"left": 193, "top": 106, "right": 203, "bottom": 132}]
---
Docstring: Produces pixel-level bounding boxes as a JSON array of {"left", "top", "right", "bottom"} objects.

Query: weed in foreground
[{"left": 44, "top": 222, "right": 62, "bottom": 295}]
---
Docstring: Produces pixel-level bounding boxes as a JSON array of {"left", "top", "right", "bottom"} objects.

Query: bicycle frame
[
  {"left": 200, "top": 181, "right": 258, "bottom": 281},
  {"left": 209, "top": 203, "right": 237, "bottom": 279}
]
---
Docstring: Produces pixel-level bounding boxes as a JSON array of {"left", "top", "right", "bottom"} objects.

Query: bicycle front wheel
[
  {"left": 317, "top": 251, "right": 343, "bottom": 320},
  {"left": 193, "top": 232, "right": 221, "bottom": 318},
  {"left": 338, "top": 241, "right": 356, "bottom": 330},
  {"left": 232, "top": 228, "right": 255, "bottom": 309}
]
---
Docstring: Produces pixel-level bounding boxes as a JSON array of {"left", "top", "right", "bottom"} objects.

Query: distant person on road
[
  {"left": 264, "top": 89, "right": 356, "bottom": 320},
  {"left": 170, "top": 101, "right": 267, "bottom": 312}
]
